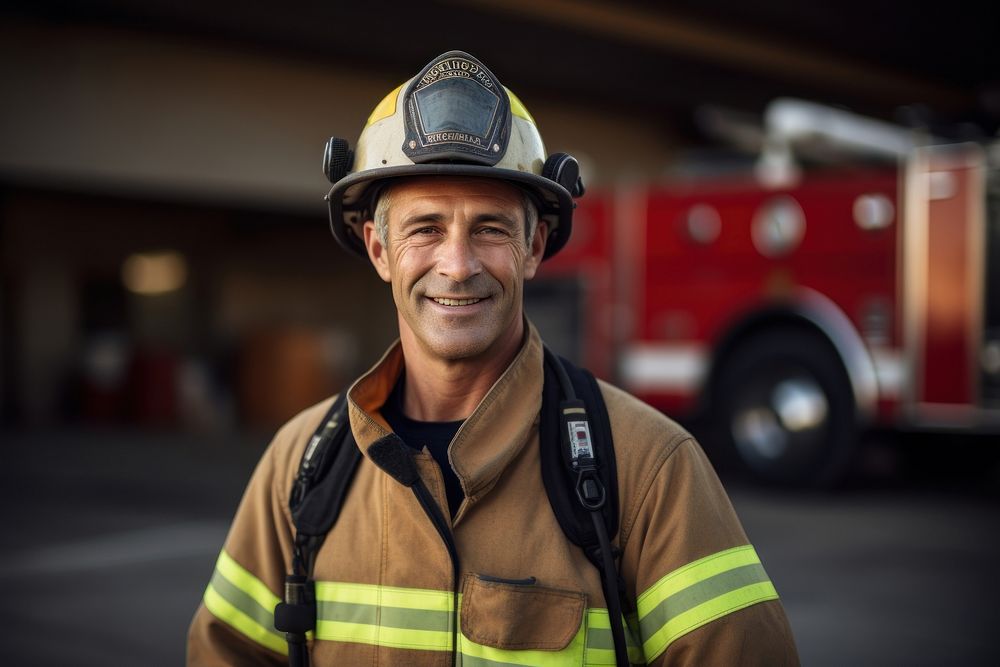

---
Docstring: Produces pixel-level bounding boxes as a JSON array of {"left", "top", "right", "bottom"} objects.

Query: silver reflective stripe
[
  {"left": 202, "top": 550, "right": 287, "bottom": 654},
  {"left": 638, "top": 563, "right": 771, "bottom": 641},
  {"left": 318, "top": 600, "right": 452, "bottom": 632},
  {"left": 636, "top": 545, "right": 779, "bottom": 661},
  {"left": 210, "top": 569, "right": 279, "bottom": 635}
]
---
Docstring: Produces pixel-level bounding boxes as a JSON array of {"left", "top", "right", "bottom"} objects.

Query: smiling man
[
  {"left": 188, "top": 51, "right": 799, "bottom": 666},
  {"left": 366, "top": 177, "right": 545, "bottom": 422}
]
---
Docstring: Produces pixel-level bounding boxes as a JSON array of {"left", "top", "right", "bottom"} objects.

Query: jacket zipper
[
  {"left": 412, "top": 480, "right": 461, "bottom": 666},
  {"left": 366, "top": 434, "right": 462, "bottom": 665}
]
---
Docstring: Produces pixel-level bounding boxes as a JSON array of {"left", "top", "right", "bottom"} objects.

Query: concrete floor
[{"left": 0, "top": 429, "right": 997, "bottom": 666}]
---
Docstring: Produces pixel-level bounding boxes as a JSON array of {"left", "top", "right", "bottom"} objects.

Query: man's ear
[
  {"left": 523, "top": 221, "right": 548, "bottom": 281},
  {"left": 363, "top": 221, "right": 392, "bottom": 283}
]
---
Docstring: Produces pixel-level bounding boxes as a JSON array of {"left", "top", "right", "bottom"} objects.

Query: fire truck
[{"left": 529, "top": 98, "right": 1000, "bottom": 486}]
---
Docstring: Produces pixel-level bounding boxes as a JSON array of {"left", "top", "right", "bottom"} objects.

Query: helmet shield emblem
[{"left": 402, "top": 51, "right": 511, "bottom": 166}]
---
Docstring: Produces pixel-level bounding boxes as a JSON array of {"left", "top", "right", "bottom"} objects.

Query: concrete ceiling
[{"left": 5, "top": 0, "right": 999, "bottom": 142}]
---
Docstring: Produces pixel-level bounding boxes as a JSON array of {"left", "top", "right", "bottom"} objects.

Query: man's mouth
[{"left": 432, "top": 297, "right": 483, "bottom": 306}]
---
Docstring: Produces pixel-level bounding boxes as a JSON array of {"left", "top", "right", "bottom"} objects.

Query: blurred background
[{"left": 1, "top": 1, "right": 998, "bottom": 665}]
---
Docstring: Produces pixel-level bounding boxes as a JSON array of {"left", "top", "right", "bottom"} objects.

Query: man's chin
[
  {"left": 422, "top": 337, "right": 493, "bottom": 362},
  {"left": 401, "top": 313, "right": 523, "bottom": 365}
]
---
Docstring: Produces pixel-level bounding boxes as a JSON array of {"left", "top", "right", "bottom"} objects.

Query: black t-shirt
[{"left": 380, "top": 375, "right": 465, "bottom": 518}]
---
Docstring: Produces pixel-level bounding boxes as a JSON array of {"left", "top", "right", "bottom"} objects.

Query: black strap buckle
[
  {"left": 575, "top": 464, "right": 606, "bottom": 511},
  {"left": 274, "top": 574, "right": 316, "bottom": 635}
]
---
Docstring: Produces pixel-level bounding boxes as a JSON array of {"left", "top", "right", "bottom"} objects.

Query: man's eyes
[
  {"left": 407, "top": 226, "right": 511, "bottom": 237},
  {"left": 477, "top": 226, "right": 511, "bottom": 236}
]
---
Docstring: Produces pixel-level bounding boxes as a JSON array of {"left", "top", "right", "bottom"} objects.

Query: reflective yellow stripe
[
  {"left": 316, "top": 579, "right": 454, "bottom": 611},
  {"left": 637, "top": 545, "right": 779, "bottom": 661},
  {"left": 203, "top": 545, "right": 775, "bottom": 663},
  {"left": 648, "top": 581, "right": 777, "bottom": 655},
  {"left": 316, "top": 580, "right": 646, "bottom": 664},
  {"left": 583, "top": 609, "right": 644, "bottom": 665},
  {"left": 203, "top": 550, "right": 286, "bottom": 654},
  {"left": 317, "top": 581, "right": 454, "bottom": 650},
  {"left": 317, "top": 573, "right": 773, "bottom": 665},
  {"left": 204, "top": 584, "right": 288, "bottom": 655},
  {"left": 506, "top": 88, "right": 535, "bottom": 125},
  {"left": 459, "top": 623, "right": 586, "bottom": 665},
  {"left": 317, "top": 619, "right": 453, "bottom": 651},
  {"left": 637, "top": 545, "right": 763, "bottom": 609},
  {"left": 366, "top": 84, "right": 403, "bottom": 126},
  {"left": 215, "top": 550, "right": 281, "bottom": 611}
]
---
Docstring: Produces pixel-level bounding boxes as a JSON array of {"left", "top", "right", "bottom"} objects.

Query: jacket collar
[{"left": 347, "top": 320, "right": 544, "bottom": 502}]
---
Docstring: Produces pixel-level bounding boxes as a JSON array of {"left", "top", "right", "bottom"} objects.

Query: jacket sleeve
[
  {"left": 621, "top": 436, "right": 800, "bottom": 666},
  {"left": 187, "top": 417, "right": 308, "bottom": 667}
]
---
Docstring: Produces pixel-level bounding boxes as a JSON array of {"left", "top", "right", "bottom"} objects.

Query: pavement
[{"left": 0, "top": 428, "right": 997, "bottom": 666}]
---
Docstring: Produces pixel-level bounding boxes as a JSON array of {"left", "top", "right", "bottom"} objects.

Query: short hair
[{"left": 372, "top": 181, "right": 539, "bottom": 249}]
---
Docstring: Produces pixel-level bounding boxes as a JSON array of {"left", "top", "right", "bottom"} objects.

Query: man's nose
[{"left": 435, "top": 232, "right": 482, "bottom": 283}]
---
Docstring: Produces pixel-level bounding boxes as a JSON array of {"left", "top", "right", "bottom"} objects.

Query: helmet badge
[{"left": 401, "top": 51, "right": 512, "bottom": 167}]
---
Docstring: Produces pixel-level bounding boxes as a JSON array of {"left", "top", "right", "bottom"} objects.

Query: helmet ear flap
[
  {"left": 323, "top": 137, "right": 355, "bottom": 184},
  {"left": 542, "top": 153, "right": 585, "bottom": 198}
]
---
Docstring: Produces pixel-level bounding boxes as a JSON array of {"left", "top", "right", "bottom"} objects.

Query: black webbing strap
[
  {"left": 279, "top": 353, "right": 627, "bottom": 665},
  {"left": 289, "top": 394, "right": 362, "bottom": 551},
  {"left": 539, "top": 349, "right": 620, "bottom": 567},
  {"left": 275, "top": 393, "right": 361, "bottom": 667},
  {"left": 541, "top": 348, "right": 628, "bottom": 666}
]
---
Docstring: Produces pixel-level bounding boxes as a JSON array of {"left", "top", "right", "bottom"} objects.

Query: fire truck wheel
[{"left": 714, "top": 329, "right": 856, "bottom": 487}]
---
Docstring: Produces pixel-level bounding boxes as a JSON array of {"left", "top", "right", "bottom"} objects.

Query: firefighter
[{"left": 187, "top": 50, "right": 799, "bottom": 666}]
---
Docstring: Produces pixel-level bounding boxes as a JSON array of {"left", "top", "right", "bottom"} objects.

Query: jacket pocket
[{"left": 460, "top": 573, "right": 586, "bottom": 651}]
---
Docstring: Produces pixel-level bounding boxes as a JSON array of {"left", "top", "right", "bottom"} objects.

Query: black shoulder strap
[
  {"left": 288, "top": 392, "right": 362, "bottom": 574},
  {"left": 286, "top": 352, "right": 619, "bottom": 570},
  {"left": 276, "top": 394, "right": 360, "bottom": 659},
  {"left": 289, "top": 349, "right": 618, "bottom": 571},
  {"left": 540, "top": 348, "right": 619, "bottom": 568},
  {"left": 282, "top": 358, "right": 624, "bottom": 665}
]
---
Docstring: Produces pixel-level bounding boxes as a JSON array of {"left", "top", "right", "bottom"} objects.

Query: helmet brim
[{"left": 326, "top": 164, "right": 575, "bottom": 261}]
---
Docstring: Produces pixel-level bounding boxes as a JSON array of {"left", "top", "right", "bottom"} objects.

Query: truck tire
[{"left": 713, "top": 329, "right": 856, "bottom": 487}]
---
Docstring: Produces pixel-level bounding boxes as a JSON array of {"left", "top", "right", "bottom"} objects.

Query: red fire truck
[{"left": 529, "top": 99, "right": 1000, "bottom": 486}]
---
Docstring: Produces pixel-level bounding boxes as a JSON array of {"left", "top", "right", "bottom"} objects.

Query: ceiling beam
[{"left": 451, "top": 0, "right": 971, "bottom": 110}]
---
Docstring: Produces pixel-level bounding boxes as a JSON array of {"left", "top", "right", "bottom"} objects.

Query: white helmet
[{"left": 323, "top": 50, "right": 584, "bottom": 260}]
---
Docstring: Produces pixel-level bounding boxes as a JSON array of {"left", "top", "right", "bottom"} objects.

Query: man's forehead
[{"left": 386, "top": 176, "right": 524, "bottom": 211}]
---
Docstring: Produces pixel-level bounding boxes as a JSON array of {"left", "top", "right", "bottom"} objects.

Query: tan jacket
[{"left": 188, "top": 325, "right": 799, "bottom": 665}]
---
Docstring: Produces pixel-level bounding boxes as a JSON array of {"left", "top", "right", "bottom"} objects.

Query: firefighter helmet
[{"left": 323, "top": 50, "right": 584, "bottom": 260}]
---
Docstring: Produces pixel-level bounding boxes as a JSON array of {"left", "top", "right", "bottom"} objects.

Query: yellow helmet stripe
[
  {"left": 506, "top": 87, "right": 536, "bottom": 125},
  {"left": 366, "top": 84, "right": 403, "bottom": 127}
]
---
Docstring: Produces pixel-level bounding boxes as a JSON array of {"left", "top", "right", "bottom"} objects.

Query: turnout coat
[{"left": 188, "top": 324, "right": 799, "bottom": 665}]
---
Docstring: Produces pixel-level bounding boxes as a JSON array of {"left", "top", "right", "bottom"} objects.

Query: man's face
[{"left": 363, "top": 177, "right": 546, "bottom": 364}]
